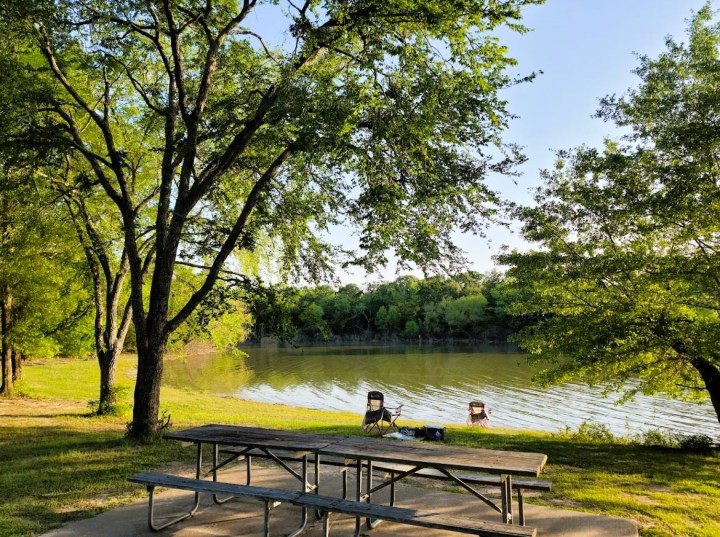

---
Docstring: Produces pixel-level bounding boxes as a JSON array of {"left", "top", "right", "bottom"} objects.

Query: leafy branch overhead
[
  {"left": 499, "top": 5, "right": 720, "bottom": 427},
  {"left": 4, "top": 0, "right": 540, "bottom": 437}
]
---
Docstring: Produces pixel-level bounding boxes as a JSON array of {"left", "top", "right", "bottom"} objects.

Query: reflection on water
[{"left": 163, "top": 344, "right": 720, "bottom": 438}]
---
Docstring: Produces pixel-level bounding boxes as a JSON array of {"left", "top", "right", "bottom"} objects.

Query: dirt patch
[{"left": 0, "top": 397, "right": 87, "bottom": 418}]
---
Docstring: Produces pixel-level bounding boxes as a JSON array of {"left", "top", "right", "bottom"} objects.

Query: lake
[{"left": 163, "top": 344, "right": 720, "bottom": 439}]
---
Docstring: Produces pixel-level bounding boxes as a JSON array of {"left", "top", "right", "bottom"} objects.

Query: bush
[
  {"left": 675, "top": 433, "right": 715, "bottom": 453},
  {"left": 559, "top": 421, "right": 617, "bottom": 443},
  {"left": 631, "top": 428, "right": 675, "bottom": 448},
  {"left": 629, "top": 429, "right": 716, "bottom": 453}
]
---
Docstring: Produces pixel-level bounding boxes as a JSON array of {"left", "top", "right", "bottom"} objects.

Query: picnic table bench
[{"left": 130, "top": 471, "right": 536, "bottom": 537}]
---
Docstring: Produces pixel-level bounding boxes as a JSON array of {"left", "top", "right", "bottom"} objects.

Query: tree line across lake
[{"left": 249, "top": 272, "right": 530, "bottom": 343}]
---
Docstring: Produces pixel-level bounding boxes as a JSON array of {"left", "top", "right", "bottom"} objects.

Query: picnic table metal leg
[
  {"left": 518, "top": 488, "right": 525, "bottom": 526},
  {"left": 314, "top": 454, "right": 322, "bottom": 520},
  {"left": 144, "top": 443, "right": 203, "bottom": 531},
  {"left": 390, "top": 472, "right": 396, "bottom": 506},
  {"left": 500, "top": 474, "right": 513, "bottom": 524},
  {"left": 145, "top": 485, "right": 199, "bottom": 531},
  {"left": 366, "top": 460, "right": 382, "bottom": 529},
  {"left": 192, "top": 443, "right": 202, "bottom": 511},
  {"left": 341, "top": 466, "right": 348, "bottom": 499},
  {"left": 212, "top": 443, "right": 234, "bottom": 505},
  {"left": 353, "top": 458, "right": 362, "bottom": 537},
  {"left": 263, "top": 500, "right": 271, "bottom": 537},
  {"left": 286, "top": 455, "right": 309, "bottom": 537}
]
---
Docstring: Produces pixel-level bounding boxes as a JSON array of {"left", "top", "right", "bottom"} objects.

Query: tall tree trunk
[
  {"left": 130, "top": 334, "right": 167, "bottom": 439},
  {"left": 1, "top": 293, "right": 13, "bottom": 396},
  {"left": 97, "top": 348, "right": 118, "bottom": 414},
  {"left": 692, "top": 357, "right": 720, "bottom": 427},
  {"left": 95, "top": 300, "right": 132, "bottom": 415},
  {"left": 11, "top": 348, "right": 20, "bottom": 381}
]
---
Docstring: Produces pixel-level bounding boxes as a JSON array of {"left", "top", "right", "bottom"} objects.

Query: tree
[
  {"left": 13, "top": 0, "right": 540, "bottom": 438},
  {"left": 444, "top": 294, "right": 488, "bottom": 336},
  {"left": 56, "top": 172, "right": 139, "bottom": 414},
  {"left": 0, "top": 15, "right": 138, "bottom": 412},
  {"left": 0, "top": 166, "right": 93, "bottom": 396},
  {"left": 499, "top": 5, "right": 720, "bottom": 428}
]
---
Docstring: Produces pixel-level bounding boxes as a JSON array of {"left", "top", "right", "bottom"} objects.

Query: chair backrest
[
  {"left": 367, "top": 391, "right": 384, "bottom": 411},
  {"left": 468, "top": 400, "right": 485, "bottom": 415}
]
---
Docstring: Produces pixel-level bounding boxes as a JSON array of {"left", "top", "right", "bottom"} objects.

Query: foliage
[
  {"left": 559, "top": 421, "right": 617, "bottom": 443},
  {"left": 3, "top": 0, "right": 543, "bottom": 436},
  {"left": 632, "top": 428, "right": 675, "bottom": 449},
  {"left": 251, "top": 272, "right": 531, "bottom": 341},
  {"left": 165, "top": 266, "right": 253, "bottom": 351},
  {"left": 630, "top": 428, "right": 715, "bottom": 453},
  {"left": 0, "top": 168, "right": 94, "bottom": 361},
  {"left": 676, "top": 433, "right": 715, "bottom": 453},
  {"left": 498, "top": 5, "right": 720, "bottom": 428},
  {"left": 87, "top": 385, "right": 131, "bottom": 417}
]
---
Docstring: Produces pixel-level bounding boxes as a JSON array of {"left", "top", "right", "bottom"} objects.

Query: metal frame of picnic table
[
  {"left": 163, "top": 425, "right": 547, "bottom": 536},
  {"left": 317, "top": 436, "right": 546, "bottom": 536},
  {"left": 164, "top": 425, "right": 335, "bottom": 537}
]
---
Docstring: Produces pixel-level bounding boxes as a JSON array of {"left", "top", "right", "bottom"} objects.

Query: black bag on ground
[{"left": 422, "top": 424, "right": 446, "bottom": 441}]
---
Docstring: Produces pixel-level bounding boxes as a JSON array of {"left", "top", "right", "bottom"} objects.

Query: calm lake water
[{"left": 163, "top": 344, "right": 720, "bottom": 439}]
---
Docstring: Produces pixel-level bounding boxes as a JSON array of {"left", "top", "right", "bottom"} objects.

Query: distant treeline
[{"left": 249, "top": 272, "right": 532, "bottom": 343}]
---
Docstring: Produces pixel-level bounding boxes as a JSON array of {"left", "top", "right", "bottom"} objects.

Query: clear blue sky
[{"left": 336, "top": 0, "right": 711, "bottom": 287}]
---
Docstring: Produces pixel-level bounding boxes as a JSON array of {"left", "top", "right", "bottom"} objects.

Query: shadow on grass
[{"left": 0, "top": 423, "right": 195, "bottom": 537}]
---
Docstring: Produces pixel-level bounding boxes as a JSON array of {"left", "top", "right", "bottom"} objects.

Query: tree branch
[{"left": 167, "top": 146, "right": 294, "bottom": 333}]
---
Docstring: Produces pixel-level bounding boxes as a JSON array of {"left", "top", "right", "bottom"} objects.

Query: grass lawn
[{"left": 1, "top": 354, "right": 718, "bottom": 537}]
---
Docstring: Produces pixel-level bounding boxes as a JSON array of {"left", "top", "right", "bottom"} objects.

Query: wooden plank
[
  {"left": 166, "top": 425, "right": 547, "bottom": 476},
  {"left": 219, "top": 448, "right": 550, "bottom": 491},
  {"left": 368, "top": 462, "right": 551, "bottom": 491},
  {"left": 322, "top": 436, "right": 547, "bottom": 477},
  {"left": 128, "top": 472, "right": 302, "bottom": 503},
  {"left": 129, "top": 471, "right": 537, "bottom": 536},
  {"left": 165, "top": 424, "right": 341, "bottom": 451},
  {"left": 292, "top": 493, "right": 537, "bottom": 537}
]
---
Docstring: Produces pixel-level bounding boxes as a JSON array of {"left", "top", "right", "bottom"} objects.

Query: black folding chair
[{"left": 361, "top": 391, "right": 402, "bottom": 435}]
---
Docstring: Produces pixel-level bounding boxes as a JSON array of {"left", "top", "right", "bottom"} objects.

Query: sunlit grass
[{"left": 1, "top": 354, "right": 718, "bottom": 537}]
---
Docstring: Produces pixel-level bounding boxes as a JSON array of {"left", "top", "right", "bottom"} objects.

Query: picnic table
[
  {"left": 131, "top": 424, "right": 547, "bottom": 537},
  {"left": 321, "top": 435, "right": 547, "bottom": 531}
]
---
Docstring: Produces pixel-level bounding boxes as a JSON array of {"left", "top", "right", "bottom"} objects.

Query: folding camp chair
[
  {"left": 467, "top": 400, "right": 490, "bottom": 427},
  {"left": 361, "top": 391, "right": 402, "bottom": 435}
]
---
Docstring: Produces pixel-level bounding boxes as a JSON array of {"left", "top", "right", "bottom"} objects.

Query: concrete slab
[{"left": 40, "top": 464, "right": 637, "bottom": 537}]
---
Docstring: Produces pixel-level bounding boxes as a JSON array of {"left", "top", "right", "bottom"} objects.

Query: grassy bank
[{"left": 1, "top": 355, "right": 718, "bottom": 537}]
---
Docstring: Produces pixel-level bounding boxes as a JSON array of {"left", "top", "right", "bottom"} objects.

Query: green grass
[{"left": 1, "top": 354, "right": 719, "bottom": 537}]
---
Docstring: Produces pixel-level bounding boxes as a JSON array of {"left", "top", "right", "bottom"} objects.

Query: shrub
[
  {"left": 559, "top": 421, "right": 617, "bottom": 443},
  {"left": 674, "top": 433, "right": 715, "bottom": 453},
  {"left": 631, "top": 428, "right": 676, "bottom": 448}
]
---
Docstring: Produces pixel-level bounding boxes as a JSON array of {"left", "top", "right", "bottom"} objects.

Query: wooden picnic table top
[
  {"left": 165, "top": 424, "right": 547, "bottom": 478},
  {"left": 321, "top": 436, "right": 547, "bottom": 478},
  {"left": 164, "top": 424, "right": 340, "bottom": 452}
]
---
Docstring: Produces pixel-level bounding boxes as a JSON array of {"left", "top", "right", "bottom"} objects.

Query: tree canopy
[
  {"left": 498, "top": 5, "right": 720, "bottom": 428},
  {"left": 250, "top": 272, "right": 521, "bottom": 342},
  {"left": 4, "top": 0, "right": 541, "bottom": 437}
]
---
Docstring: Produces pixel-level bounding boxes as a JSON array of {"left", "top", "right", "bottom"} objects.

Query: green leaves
[{"left": 501, "top": 5, "right": 720, "bottom": 428}]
